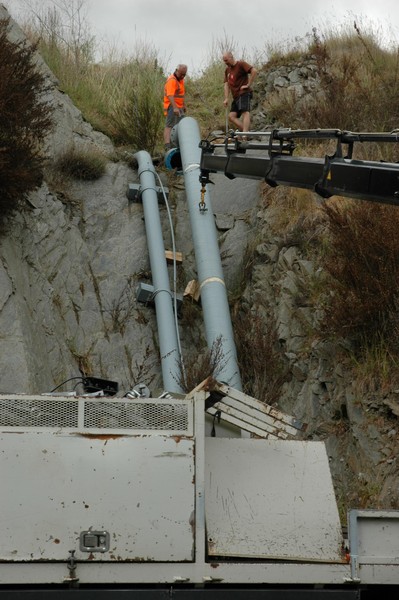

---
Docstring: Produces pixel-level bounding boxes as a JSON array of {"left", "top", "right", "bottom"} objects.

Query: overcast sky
[{"left": 6, "top": 0, "right": 399, "bottom": 74}]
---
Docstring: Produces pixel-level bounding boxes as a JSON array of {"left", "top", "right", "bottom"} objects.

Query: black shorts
[{"left": 231, "top": 92, "right": 252, "bottom": 117}]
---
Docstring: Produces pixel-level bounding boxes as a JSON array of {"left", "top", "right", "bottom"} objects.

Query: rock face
[
  {"left": 0, "top": 6, "right": 398, "bottom": 514},
  {"left": 0, "top": 5, "right": 157, "bottom": 394},
  {"left": 251, "top": 58, "right": 321, "bottom": 130},
  {"left": 0, "top": 5, "right": 253, "bottom": 398}
]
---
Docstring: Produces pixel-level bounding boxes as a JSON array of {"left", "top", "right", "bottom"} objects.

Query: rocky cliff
[{"left": 0, "top": 5, "right": 258, "bottom": 397}]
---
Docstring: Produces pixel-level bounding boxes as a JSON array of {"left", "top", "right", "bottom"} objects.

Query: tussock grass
[
  {"left": 351, "top": 334, "right": 399, "bottom": 393},
  {"left": 262, "top": 185, "right": 323, "bottom": 233},
  {"left": 55, "top": 146, "right": 107, "bottom": 180}
]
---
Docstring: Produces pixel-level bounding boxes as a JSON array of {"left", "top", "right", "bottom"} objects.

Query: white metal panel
[
  {"left": 348, "top": 509, "right": 399, "bottom": 563},
  {"left": 205, "top": 438, "right": 344, "bottom": 562},
  {"left": 348, "top": 509, "right": 399, "bottom": 582},
  {"left": 0, "top": 431, "right": 195, "bottom": 562}
]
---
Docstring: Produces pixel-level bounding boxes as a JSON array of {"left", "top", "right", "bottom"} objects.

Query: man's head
[
  {"left": 175, "top": 64, "right": 187, "bottom": 80},
  {"left": 223, "top": 52, "right": 235, "bottom": 67}
]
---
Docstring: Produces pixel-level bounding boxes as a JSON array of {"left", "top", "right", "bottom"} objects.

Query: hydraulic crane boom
[{"left": 198, "top": 128, "right": 399, "bottom": 206}]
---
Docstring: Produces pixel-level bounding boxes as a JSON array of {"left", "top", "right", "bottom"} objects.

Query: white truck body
[{"left": 1, "top": 389, "right": 398, "bottom": 592}]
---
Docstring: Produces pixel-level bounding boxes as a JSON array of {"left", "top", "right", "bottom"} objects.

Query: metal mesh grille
[
  {"left": 0, "top": 397, "right": 78, "bottom": 428},
  {"left": 0, "top": 396, "right": 190, "bottom": 433},
  {"left": 83, "top": 401, "right": 189, "bottom": 430}
]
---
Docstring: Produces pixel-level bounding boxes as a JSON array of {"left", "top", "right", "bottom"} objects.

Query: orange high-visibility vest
[{"left": 163, "top": 73, "right": 185, "bottom": 115}]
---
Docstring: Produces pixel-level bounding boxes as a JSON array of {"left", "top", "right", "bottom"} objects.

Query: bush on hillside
[
  {"left": 320, "top": 200, "right": 399, "bottom": 354},
  {"left": 176, "top": 336, "right": 229, "bottom": 393},
  {"left": 105, "top": 60, "right": 164, "bottom": 153},
  {"left": 233, "top": 308, "right": 290, "bottom": 404},
  {"left": 0, "top": 17, "right": 53, "bottom": 221}
]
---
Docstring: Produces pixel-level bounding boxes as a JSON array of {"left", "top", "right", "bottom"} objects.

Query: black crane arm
[{"left": 199, "top": 129, "right": 399, "bottom": 206}]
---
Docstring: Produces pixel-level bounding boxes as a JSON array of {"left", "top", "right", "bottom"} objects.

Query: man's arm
[
  {"left": 168, "top": 94, "right": 179, "bottom": 112},
  {"left": 166, "top": 79, "right": 180, "bottom": 114},
  {"left": 240, "top": 66, "right": 257, "bottom": 91},
  {"left": 247, "top": 66, "right": 257, "bottom": 87},
  {"left": 223, "top": 81, "right": 230, "bottom": 106}
]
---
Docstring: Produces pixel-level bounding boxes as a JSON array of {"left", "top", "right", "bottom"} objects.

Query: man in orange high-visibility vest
[{"left": 163, "top": 64, "right": 187, "bottom": 150}]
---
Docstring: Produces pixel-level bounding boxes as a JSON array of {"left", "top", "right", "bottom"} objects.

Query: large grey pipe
[
  {"left": 171, "top": 117, "right": 242, "bottom": 390},
  {"left": 135, "top": 151, "right": 184, "bottom": 394}
]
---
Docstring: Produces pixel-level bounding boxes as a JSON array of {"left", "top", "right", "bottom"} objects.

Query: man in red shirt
[
  {"left": 163, "top": 64, "right": 187, "bottom": 150},
  {"left": 223, "top": 51, "right": 257, "bottom": 135}
]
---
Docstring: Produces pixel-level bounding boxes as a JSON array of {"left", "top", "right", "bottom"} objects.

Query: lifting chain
[{"left": 199, "top": 182, "right": 208, "bottom": 212}]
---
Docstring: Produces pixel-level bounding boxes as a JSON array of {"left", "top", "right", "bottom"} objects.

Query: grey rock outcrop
[{"left": 251, "top": 57, "right": 321, "bottom": 130}]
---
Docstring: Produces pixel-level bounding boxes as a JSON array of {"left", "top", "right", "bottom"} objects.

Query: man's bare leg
[
  {"left": 229, "top": 111, "right": 250, "bottom": 135},
  {"left": 164, "top": 126, "right": 172, "bottom": 145},
  {"left": 228, "top": 112, "right": 243, "bottom": 131},
  {"left": 241, "top": 111, "right": 250, "bottom": 133}
]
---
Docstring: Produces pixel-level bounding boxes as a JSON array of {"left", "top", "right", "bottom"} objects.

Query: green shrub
[
  {"left": 0, "top": 17, "right": 53, "bottom": 220},
  {"left": 105, "top": 59, "right": 164, "bottom": 153}
]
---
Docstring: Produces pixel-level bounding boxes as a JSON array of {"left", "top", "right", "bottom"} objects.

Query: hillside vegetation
[{"left": 0, "top": 17, "right": 53, "bottom": 221}]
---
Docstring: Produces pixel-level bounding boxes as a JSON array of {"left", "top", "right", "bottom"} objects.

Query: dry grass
[
  {"left": 233, "top": 308, "right": 290, "bottom": 404},
  {"left": 54, "top": 146, "right": 107, "bottom": 180},
  {"left": 265, "top": 23, "right": 399, "bottom": 132},
  {"left": 262, "top": 185, "right": 322, "bottom": 231},
  {"left": 176, "top": 336, "right": 230, "bottom": 393},
  {"left": 320, "top": 200, "right": 399, "bottom": 352}
]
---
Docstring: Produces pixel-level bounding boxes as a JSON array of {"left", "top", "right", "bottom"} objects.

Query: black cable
[
  {"left": 49, "top": 377, "right": 85, "bottom": 393},
  {"left": 73, "top": 380, "right": 86, "bottom": 393}
]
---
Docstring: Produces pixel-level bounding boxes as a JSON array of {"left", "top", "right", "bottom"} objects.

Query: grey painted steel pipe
[
  {"left": 135, "top": 151, "right": 184, "bottom": 394},
  {"left": 172, "top": 117, "right": 242, "bottom": 390}
]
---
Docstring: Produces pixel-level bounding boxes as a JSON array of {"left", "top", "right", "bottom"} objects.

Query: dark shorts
[
  {"left": 165, "top": 105, "right": 185, "bottom": 128},
  {"left": 230, "top": 92, "right": 252, "bottom": 117}
]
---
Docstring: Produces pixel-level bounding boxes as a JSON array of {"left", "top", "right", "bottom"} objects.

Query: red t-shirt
[{"left": 224, "top": 60, "right": 253, "bottom": 99}]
